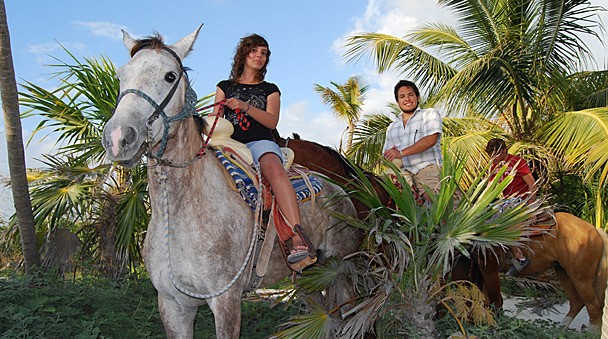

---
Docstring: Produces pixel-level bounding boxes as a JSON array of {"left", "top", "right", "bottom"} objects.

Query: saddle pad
[
  {"left": 215, "top": 148, "right": 323, "bottom": 210},
  {"left": 526, "top": 211, "right": 557, "bottom": 237},
  {"left": 288, "top": 164, "right": 323, "bottom": 204},
  {"left": 216, "top": 148, "right": 259, "bottom": 210}
]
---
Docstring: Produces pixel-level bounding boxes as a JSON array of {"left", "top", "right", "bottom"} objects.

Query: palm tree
[
  {"left": 16, "top": 51, "right": 140, "bottom": 277},
  {"left": 344, "top": 0, "right": 608, "bottom": 226},
  {"left": 346, "top": 0, "right": 603, "bottom": 139},
  {"left": 314, "top": 76, "right": 370, "bottom": 153},
  {"left": 0, "top": 0, "right": 40, "bottom": 274}
]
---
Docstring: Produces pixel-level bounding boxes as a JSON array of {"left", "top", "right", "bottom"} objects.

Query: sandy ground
[
  {"left": 503, "top": 296, "right": 589, "bottom": 332},
  {"left": 446, "top": 296, "right": 591, "bottom": 338}
]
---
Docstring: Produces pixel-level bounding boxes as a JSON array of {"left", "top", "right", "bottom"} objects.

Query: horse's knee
[{"left": 158, "top": 295, "right": 197, "bottom": 339}]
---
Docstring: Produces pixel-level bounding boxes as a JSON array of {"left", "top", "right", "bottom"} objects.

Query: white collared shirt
[{"left": 383, "top": 107, "right": 443, "bottom": 174}]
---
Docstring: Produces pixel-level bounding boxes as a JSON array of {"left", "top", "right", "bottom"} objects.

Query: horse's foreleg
[
  {"left": 478, "top": 255, "right": 503, "bottom": 308},
  {"left": 207, "top": 292, "right": 243, "bottom": 339},
  {"left": 158, "top": 294, "right": 198, "bottom": 339}
]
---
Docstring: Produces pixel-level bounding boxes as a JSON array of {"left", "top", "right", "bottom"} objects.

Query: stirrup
[
  {"left": 279, "top": 225, "right": 317, "bottom": 272},
  {"left": 287, "top": 246, "right": 309, "bottom": 263},
  {"left": 291, "top": 224, "right": 317, "bottom": 271}
]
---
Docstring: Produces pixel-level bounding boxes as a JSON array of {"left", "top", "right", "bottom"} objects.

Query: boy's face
[
  {"left": 396, "top": 86, "right": 419, "bottom": 114},
  {"left": 487, "top": 149, "right": 507, "bottom": 164}
]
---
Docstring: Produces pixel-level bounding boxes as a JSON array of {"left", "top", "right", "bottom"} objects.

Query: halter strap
[{"left": 146, "top": 47, "right": 185, "bottom": 126}]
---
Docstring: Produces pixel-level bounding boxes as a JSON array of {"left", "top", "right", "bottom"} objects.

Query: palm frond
[
  {"left": 541, "top": 107, "right": 608, "bottom": 184},
  {"left": 271, "top": 299, "right": 344, "bottom": 339},
  {"left": 344, "top": 33, "right": 457, "bottom": 97},
  {"left": 347, "top": 112, "right": 394, "bottom": 171}
]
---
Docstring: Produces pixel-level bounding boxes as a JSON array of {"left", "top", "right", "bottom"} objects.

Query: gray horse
[{"left": 101, "top": 25, "right": 360, "bottom": 338}]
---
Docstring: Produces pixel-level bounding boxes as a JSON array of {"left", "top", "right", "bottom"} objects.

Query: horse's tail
[{"left": 594, "top": 228, "right": 608, "bottom": 306}]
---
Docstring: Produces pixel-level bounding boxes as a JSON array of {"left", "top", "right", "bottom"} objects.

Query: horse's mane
[
  {"left": 286, "top": 133, "right": 362, "bottom": 179},
  {"left": 193, "top": 115, "right": 206, "bottom": 135},
  {"left": 129, "top": 33, "right": 166, "bottom": 57}
]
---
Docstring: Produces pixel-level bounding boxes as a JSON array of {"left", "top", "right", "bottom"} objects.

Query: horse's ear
[
  {"left": 122, "top": 30, "right": 137, "bottom": 54},
  {"left": 171, "top": 24, "right": 203, "bottom": 60}
]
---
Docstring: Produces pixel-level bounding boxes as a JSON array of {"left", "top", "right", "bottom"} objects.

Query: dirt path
[{"left": 503, "top": 296, "right": 589, "bottom": 332}]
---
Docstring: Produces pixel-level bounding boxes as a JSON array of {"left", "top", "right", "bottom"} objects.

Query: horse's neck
[
  {"left": 155, "top": 118, "right": 203, "bottom": 164},
  {"left": 146, "top": 118, "right": 224, "bottom": 206}
]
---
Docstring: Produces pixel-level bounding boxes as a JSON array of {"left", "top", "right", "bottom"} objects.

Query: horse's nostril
[{"left": 122, "top": 127, "right": 137, "bottom": 147}]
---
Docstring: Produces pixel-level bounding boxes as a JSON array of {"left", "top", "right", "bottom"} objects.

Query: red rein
[{"left": 194, "top": 99, "right": 250, "bottom": 159}]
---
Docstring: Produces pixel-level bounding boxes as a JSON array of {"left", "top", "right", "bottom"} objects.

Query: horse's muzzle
[{"left": 102, "top": 122, "right": 146, "bottom": 167}]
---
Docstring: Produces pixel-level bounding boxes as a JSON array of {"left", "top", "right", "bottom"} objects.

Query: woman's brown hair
[{"left": 229, "top": 34, "right": 270, "bottom": 83}]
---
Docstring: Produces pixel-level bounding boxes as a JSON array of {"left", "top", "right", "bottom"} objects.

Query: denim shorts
[{"left": 246, "top": 139, "right": 283, "bottom": 165}]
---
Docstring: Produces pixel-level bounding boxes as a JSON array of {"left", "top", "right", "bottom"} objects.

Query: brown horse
[
  {"left": 459, "top": 212, "right": 608, "bottom": 332},
  {"left": 276, "top": 135, "right": 390, "bottom": 220}
]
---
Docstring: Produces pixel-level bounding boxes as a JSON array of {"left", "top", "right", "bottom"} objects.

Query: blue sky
[{"left": 1, "top": 0, "right": 607, "bottom": 178}]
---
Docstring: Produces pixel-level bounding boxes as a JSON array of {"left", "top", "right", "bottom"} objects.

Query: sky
[{"left": 0, "top": 0, "right": 607, "bottom": 216}]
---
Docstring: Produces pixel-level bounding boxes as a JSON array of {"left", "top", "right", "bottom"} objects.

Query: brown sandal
[{"left": 287, "top": 246, "right": 309, "bottom": 263}]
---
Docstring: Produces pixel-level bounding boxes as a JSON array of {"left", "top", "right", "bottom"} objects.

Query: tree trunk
[
  {"left": 0, "top": 0, "right": 41, "bottom": 273},
  {"left": 346, "top": 122, "right": 354, "bottom": 154}
]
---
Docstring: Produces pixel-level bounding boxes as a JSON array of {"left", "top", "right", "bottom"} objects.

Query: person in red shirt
[{"left": 486, "top": 138, "right": 537, "bottom": 276}]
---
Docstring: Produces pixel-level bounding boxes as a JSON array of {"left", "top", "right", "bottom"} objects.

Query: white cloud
[
  {"left": 331, "top": 0, "right": 424, "bottom": 63},
  {"left": 0, "top": 127, "right": 59, "bottom": 174},
  {"left": 360, "top": 69, "right": 403, "bottom": 116},
  {"left": 278, "top": 101, "right": 346, "bottom": 149},
  {"left": 329, "top": 0, "right": 453, "bottom": 118},
  {"left": 71, "top": 21, "right": 129, "bottom": 41},
  {"left": 28, "top": 41, "right": 89, "bottom": 64},
  {"left": 377, "top": 10, "right": 417, "bottom": 36}
]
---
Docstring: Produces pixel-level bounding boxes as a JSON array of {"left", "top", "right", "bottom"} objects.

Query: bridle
[{"left": 113, "top": 46, "right": 223, "bottom": 167}]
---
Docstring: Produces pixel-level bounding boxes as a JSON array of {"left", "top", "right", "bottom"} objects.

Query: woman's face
[{"left": 245, "top": 45, "right": 268, "bottom": 71}]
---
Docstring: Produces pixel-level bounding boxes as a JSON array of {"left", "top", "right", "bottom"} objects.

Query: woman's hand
[{"left": 225, "top": 97, "right": 247, "bottom": 112}]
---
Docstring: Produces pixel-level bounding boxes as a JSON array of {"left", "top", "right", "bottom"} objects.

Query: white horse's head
[{"left": 102, "top": 25, "right": 202, "bottom": 167}]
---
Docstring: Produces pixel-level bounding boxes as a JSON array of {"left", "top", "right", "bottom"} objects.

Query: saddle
[
  {"left": 204, "top": 116, "right": 294, "bottom": 170},
  {"left": 524, "top": 209, "right": 557, "bottom": 237},
  {"left": 204, "top": 116, "right": 319, "bottom": 273}
]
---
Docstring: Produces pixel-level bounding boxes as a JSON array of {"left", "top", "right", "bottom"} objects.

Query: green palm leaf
[
  {"left": 344, "top": 33, "right": 456, "bottom": 97},
  {"left": 271, "top": 299, "right": 343, "bottom": 338},
  {"left": 310, "top": 148, "right": 539, "bottom": 336},
  {"left": 541, "top": 107, "right": 608, "bottom": 183},
  {"left": 314, "top": 76, "right": 369, "bottom": 152}
]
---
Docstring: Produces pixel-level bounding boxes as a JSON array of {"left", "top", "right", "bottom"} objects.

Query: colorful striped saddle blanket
[
  {"left": 526, "top": 210, "right": 557, "bottom": 237},
  {"left": 214, "top": 147, "right": 323, "bottom": 211}
]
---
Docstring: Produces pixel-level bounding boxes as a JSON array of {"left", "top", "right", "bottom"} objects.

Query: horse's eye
[{"left": 165, "top": 72, "right": 177, "bottom": 83}]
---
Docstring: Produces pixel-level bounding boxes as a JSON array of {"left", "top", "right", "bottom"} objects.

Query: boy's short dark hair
[
  {"left": 486, "top": 138, "right": 507, "bottom": 154},
  {"left": 394, "top": 80, "right": 420, "bottom": 101}
]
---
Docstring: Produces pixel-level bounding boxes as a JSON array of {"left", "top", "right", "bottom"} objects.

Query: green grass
[
  {"left": 0, "top": 271, "right": 299, "bottom": 338},
  {"left": 0, "top": 270, "right": 600, "bottom": 338}
]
